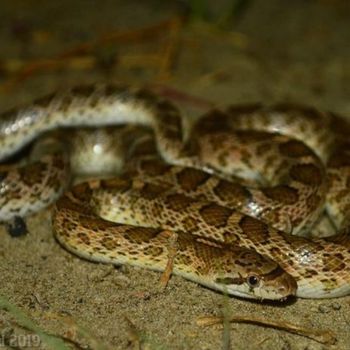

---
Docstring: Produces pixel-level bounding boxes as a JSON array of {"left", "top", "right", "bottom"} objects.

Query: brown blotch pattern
[
  {"left": 262, "top": 185, "right": 299, "bottom": 204},
  {"left": 140, "top": 183, "right": 170, "bottom": 200},
  {"left": 239, "top": 216, "right": 270, "bottom": 241},
  {"left": 279, "top": 140, "right": 313, "bottom": 158},
  {"left": 289, "top": 163, "right": 323, "bottom": 186},
  {"left": 124, "top": 227, "right": 161, "bottom": 244},
  {"left": 140, "top": 159, "right": 171, "bottom": 176},
  {"left": 213, "top": 180, "right": 251, "bottom": 207},
  {"left": 199, "top": 204, "right": 233, "bottom": 228},
  {"left": 177, "top": 168, "right": 210, "bottom": 192}
]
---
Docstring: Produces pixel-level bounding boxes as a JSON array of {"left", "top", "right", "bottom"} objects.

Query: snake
[{"left": 0, "top": 84, "right": 350, "bottom": 300}]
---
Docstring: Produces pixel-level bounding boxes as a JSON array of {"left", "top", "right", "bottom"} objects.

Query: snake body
[{"left": 1, "top": 84, "right": 350, "bottom": 300}]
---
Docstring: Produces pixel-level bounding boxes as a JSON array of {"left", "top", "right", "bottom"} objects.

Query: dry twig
[
  {"left": 196, "top": 315, "right": 337, "bottom": 345},
  {"left": 0, "top": 17, "right": 185, "bottom": 92}
]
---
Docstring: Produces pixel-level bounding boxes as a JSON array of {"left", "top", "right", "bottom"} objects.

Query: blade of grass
[{"left": 0, "top": 294, "right": 70, "bottom": 350}]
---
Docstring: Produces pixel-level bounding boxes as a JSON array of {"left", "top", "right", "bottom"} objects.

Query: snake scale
[{"left": 1, "top": 84, "right": 350, "bottom": 300}]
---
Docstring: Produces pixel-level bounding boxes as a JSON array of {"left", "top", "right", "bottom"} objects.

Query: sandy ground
[{"left": 1, "top": 1, "right": 350, "bottom": 349}]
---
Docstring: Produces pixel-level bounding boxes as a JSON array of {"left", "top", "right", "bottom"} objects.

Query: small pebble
[
  {"left": 331, "top": 302, "right": 341, "bottom": 310},
  {"left": 318, "top": 302, "right": 341, "bottom": 313},
  {"left": 318, "top": 304, "right": 331, "bottom": 313}
]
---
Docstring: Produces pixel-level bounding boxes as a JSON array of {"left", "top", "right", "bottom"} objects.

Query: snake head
[{"left": 213, "top": 248, "right": 297, "bottom": 301}]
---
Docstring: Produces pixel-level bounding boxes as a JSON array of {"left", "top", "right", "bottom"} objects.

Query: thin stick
[
  {"left": 0, "top": 16, "right": 184, "bottom": 92},
  {"left": 149, "top": 83, "right": 216, "bottom": 110},
  {"left": 159, "top": 231, "right": 179, "bottom": 288},
  {"left": 196, "top": 315, "right": 337, "bottom": 345},
  {"left": 58, "top": 17, "right": 184, "bottom": 58}
]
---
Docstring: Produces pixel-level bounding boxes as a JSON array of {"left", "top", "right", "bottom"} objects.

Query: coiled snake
[{"left": 0, "top": 84, "right": 349, "bottom": 300}]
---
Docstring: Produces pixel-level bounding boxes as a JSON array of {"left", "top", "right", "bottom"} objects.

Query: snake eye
[{"left": 247, "top": 275, "right": 260, "bottom": 288}]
